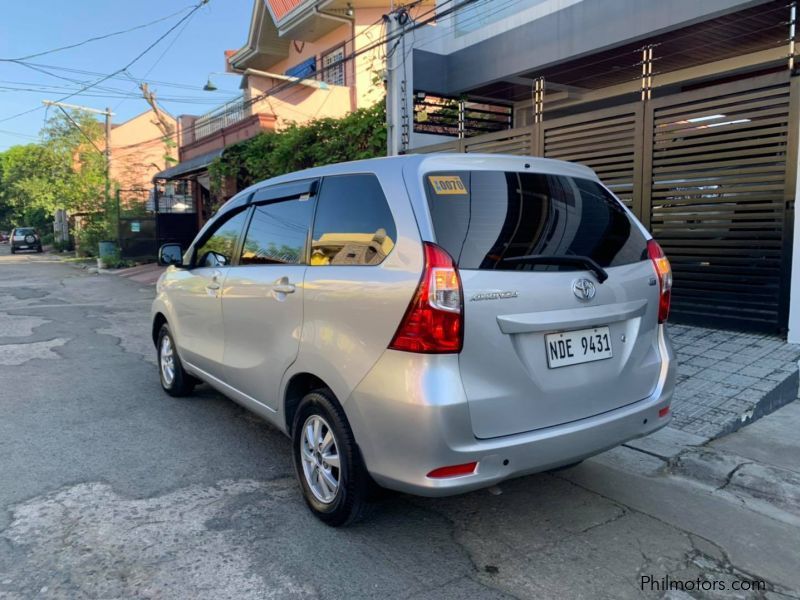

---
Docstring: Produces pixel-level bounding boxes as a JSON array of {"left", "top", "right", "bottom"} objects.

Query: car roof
[
  {"left": 217, "top": 154, "right": 599, "bottom": 218},
  {"left": 255, "top": 153, "right": 597, "bottom": 186}
]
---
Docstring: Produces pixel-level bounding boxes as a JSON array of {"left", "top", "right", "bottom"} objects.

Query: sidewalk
[
  {"left": 667, "top": 324, "right": 800, "bottom": 440},
  {"left": 112, "top": 262, "right": 165, "bottom": 286}
]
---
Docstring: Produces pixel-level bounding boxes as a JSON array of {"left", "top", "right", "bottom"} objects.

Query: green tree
[
  {"left": 0, "top": 109, "right": 106, "bottom": 239},
  {"left": 208, "top": 102, "right": 386, "bottom": 196}
]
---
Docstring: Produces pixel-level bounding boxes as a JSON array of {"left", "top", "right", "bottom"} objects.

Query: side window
[
  {"left": 240, "top": 198, "right": 314, "bottom": 265},
  {"left": 311, "top": 174, "right": 397, "bottom": 266},
  {"left": 194, "top": 209, "right": 249, "bottom": 268}
]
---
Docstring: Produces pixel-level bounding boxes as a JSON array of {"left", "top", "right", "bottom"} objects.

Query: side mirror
[{"left": 158, "top": 243, "right": 184, "bottom": 267}]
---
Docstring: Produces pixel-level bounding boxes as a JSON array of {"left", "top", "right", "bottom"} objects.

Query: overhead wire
[
  {"left": 2, "top": 0, "right": 471, "bottom": 152},
  {"left": 0, "top": 0, "right": 210, "bottom": 124},
  {"left": 0, "top": 4, "right": 196, "bottom": 62}
]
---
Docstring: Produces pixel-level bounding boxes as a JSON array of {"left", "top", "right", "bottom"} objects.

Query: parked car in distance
[
  {"left": 10, "top": 227, "right": 43, "bottom": 254},
  {"left": 151, "top": 154, "right": 676, "bottom": 526},
  {"left": 0, "top": 231, "right": 8, "bottom": 244}
]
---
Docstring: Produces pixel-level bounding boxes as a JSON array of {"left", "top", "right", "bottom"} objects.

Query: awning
[{"left": 152, "top": 148, "right": 224, "bottom": 182}]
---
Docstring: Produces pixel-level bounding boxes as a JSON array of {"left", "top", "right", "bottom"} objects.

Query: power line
[
  {"left": 0, "top": 0, "right": 210, "bottom": 125},
  {"left": 0, "top": 5, "right": 196, "bottom": 62},
  {"left": 12, "top": 61, "right": 234, "bottom": 94},
  {"left": 114, "top": 8, "right": 201, "bottom": 113}
]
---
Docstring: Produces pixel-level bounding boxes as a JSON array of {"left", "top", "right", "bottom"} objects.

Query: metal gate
[
  {"left": 540, "top": 104, "right": 644, "bottom": 213},
  {"left": 413, "top": 72, "right": 798, "bottom": 333},
  {"left": 643, "top": 73, "right": 797, "bottom": 331}
]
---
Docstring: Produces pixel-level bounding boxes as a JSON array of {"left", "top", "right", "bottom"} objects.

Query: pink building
[
  {"left": 155, "top": 0, "right": 414, "bottom": 226},
  {"left": 109, "top": 109, "right": 177, "bottom": 202}
]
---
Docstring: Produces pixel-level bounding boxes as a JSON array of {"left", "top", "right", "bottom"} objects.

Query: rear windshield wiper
[{"left": 499, "top": 254, "right": 609, "bottom": 283}]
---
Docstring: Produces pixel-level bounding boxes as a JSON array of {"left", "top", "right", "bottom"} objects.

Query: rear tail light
[
  {"left": 389, "top": 242, "right": 463, "bottom": 353},
  {"left": 648, "top": 239, "right": 672, "bottom": 324},
  {"left": 427, "top": 462, "right": 477, "bottom": 478}
]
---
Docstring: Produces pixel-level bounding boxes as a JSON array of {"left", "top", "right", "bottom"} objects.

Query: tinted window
[
  {"left": 425, "top": 171, "right": 647, "bottom": 271},
  {"left": 16, "top": 228, "right": 34, "bottom": 235},
  {"left": 311, "top": 174, "right": 397, "bottom": 266},
  {"left": 194, "top": 210, "right": 249, "bottom": 268},
  {"left": 240, "top": 198, "right": 314, "bottom": 265}
]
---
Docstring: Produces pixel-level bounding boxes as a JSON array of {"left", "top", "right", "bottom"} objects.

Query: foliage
[
  {"left": 52, "top": 238, "right": 73, "bottom": 253},
  {"left": 208, "top": 102, "right": 386, "bottom": 195},
  {"left": 0, "top": 110, "right": 106, "bottom": 234},
  {"left": 101, "top": 247, "right": 135, "bottom": 269}
]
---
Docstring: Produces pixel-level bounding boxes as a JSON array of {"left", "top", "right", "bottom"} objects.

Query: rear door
[
  {"left": 221, "top": 182, "right": 316, "bottom": 409},
  {"left": 423, "top": 170, "right": 663, "bottom": 439}
]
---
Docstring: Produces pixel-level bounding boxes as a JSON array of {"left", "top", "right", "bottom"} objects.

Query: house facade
[
  {"left": 154, "top": 0, "right": 412, "bottom": 228},
  {"left": 109, "top": 109, "right": 177, "bottom": 198},
  {"left": 388, "top": 0, "right": 800, "bottom": 339}
]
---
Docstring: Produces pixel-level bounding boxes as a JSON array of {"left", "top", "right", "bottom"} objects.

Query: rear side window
[
  {"left": 311, "top": 174, "right": 397, "bottom": 266},
  {"left": 424, "top": 171, "right": 647, "bottom": 271},
  {"left": 240, "top": 198, "right": 314, "bottom": 265}
]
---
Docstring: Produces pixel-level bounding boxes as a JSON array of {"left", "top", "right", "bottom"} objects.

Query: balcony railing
[{"left": 192, "top": 96, "right": 249, "bottom": 141}]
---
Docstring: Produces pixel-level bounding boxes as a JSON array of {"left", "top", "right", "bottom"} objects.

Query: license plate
[{"left": 546, "top": 326, "right": 613, "bottom": 368}]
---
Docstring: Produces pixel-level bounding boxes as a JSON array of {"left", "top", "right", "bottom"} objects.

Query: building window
[
  {"left": 285, "top": 56, "right": 317, "bottom": 79},
  {"left": 320, "top": 46, "right": 345, "bottom": 86}
]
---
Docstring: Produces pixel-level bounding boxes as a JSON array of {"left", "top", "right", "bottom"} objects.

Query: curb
[{"left": 668, "top": 447, "right": 800, "bottom": 522}]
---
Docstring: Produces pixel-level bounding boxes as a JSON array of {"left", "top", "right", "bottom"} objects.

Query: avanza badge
[{"left": 428, "top": 175, "right": 467, "bottom": 195}]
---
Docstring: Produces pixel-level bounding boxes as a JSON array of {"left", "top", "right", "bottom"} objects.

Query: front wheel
[
  {"left": 157, "top": 323, "right": 195, "bottom": 397},
  {"left": 292, "top": 390, "right": 371, "bottom": 526}
]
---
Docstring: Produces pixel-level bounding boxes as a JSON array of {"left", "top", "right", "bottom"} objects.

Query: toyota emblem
[{"left": 572, "top": 278, "right": 596, "bottom": 301}]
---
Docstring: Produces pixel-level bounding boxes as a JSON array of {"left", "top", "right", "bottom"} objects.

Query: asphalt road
[{"left": 0, "top": 245, "right": 798, "bottom": 600}]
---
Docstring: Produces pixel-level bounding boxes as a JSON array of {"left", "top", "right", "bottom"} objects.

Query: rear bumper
[{"left": 345, "top": 326, "right": 676, "bottom": 497}]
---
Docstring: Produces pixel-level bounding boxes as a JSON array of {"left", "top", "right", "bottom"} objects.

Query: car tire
[
  {"left": 10, "top": 247, "right": 15, "bottom": 254},
  {"left": 157, "top": 323, "right": 195, "bottom": 397},
  {"left": 292, "top": 389, "right": 371, "bottom": 527}
]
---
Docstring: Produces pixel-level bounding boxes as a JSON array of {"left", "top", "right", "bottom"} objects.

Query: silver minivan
[{"left": 152, "top": 154, "right": 676, "bottom": 526}]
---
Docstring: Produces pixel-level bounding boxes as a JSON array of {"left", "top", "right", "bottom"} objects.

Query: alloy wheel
[
  {"left": 160, "top": 334, "right": 175, "bottom": 387},
  {"left": 299, "top": 414, "right": 340, "bottom": 504}
]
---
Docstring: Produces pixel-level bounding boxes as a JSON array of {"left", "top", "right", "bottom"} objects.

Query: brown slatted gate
[
  {"left": 643, "top": 73, "right": 797, "bottom": 332},
  {"left": 410, "top": 72, "right": 798, "bottom": 333},
  {"left": 541, "top": 104, "right": 644, "bottom": 214}
]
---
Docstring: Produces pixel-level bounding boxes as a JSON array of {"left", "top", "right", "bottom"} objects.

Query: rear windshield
[
  {"left": 15, "top": 228, "right": 34, "bottom": 235},
  {"left": 424, "top": 171, "right": 647, "bottom": 271}
]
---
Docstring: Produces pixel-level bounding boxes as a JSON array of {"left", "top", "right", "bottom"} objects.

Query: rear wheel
[
  {"left": 157, "top": 323, "right": 195, "bottom": 397},
  {"left": 292, "top": 390, "right": 370, "bottom": 526}
]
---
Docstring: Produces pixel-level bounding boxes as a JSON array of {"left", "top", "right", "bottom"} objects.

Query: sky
[{"left": 0, "top": 0, "right": 253, "bottom": 150}]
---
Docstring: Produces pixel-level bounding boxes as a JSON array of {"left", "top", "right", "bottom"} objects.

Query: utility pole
[
  {"left": 385, "top": 10, "right": 405, "bottom": 156},
  {"left": 42, "top": 100, "right": 114, "bottom": 212}
]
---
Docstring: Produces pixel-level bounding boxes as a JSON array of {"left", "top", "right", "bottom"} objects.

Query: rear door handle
[
  {"left": 272, "top": 283, "right": 296, "bottom": 294},
  {"left": 271, "top": 276, "right": 296, "bottom": 299}
]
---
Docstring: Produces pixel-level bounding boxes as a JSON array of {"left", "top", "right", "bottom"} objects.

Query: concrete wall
[
  {"left": 246, "top": 74, "right": 352, "bottom": 130},
  {"left": 180, "top": 114, "right": 276, "bottom": 162},
  {"left": 414, "top": 0, "right": 768, "bottom": 94},
  {"left": 109, "top": 111, "right": 177, "bottom": 191}
]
